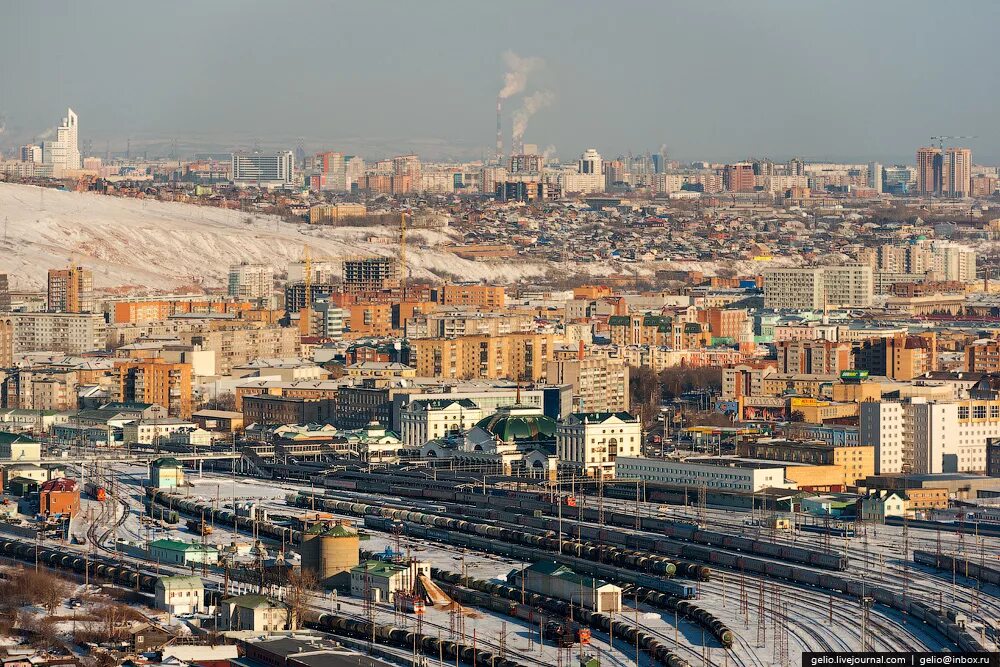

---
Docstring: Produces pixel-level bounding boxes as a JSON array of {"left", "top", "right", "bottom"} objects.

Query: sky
[{"left": 1, "top": 0, "right": 998, "bottom": 164}]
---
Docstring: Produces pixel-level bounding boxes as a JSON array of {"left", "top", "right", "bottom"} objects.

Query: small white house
[{"left": 859, "top": 490, "right": 907, "bottom": 523}]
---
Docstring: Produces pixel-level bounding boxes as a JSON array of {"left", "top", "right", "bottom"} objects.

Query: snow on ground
[{"left": 0, "top": 183, "right": 570, "bottom": 291}]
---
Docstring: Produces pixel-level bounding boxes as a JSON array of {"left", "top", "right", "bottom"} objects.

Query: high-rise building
[
  {"left": 227, "top": 263, "right": 274, "bottom": 304},
  {"left": 0, "top": 274, "right": 10, "bottom": 312},
  {"left": 867, "top": 162, "right": 883, "bottom": 192},
  {"left": 310, "top": 298, "right": 346, "bottom": 340},
  {"left": 231, "top": 150, "right": 295, "bottom": 188},
  {"left": 916, "top": 146, "right": 942, "bottom": 194},
  {"left": 509, "top": 153, "right": 544, "bottom": 173},
  {"left": 113, "top": 359, "right": 193, "bottom": 419},
  {"left": 41, "top": 109, "right": 80, "bottom": 171},
  {"left": 579, "top": 149, "right": 602, "bottom": 175},
  {"left": 861, "top": 397, "right": 990, "bottom": 475},
  {"left": 943, "top": 147, "right": 972, "bottom": 198},
  {"left": 47, "top": 266, "right": 94, "bottom": 313},
  {"left": 723, "top": 163, "right": 755, "bottom": 192},
  {"left": 19, "top": 144, "right": 41, "bottom": 164},
  {"left": 311, "top": 151, "right": 347, "bottom": 192}
]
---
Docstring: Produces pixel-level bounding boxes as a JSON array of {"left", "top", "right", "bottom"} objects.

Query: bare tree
[
  {"left": 201, "top": 392, "right": 237, "bottom": 412},
  {"left": 283, "top": 568, "right": 317, "bottom": 630}
]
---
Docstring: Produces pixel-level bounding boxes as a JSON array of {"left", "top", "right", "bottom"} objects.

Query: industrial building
[
  {"left": 350, "top": 559, "right": 431, "bottom": 604},
  {"left": 508, "top": 561, "right": 621, "bottom": 613}
]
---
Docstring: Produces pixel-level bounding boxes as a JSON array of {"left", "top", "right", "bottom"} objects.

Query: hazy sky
[{"left": 2, "top": 1, "right": 998, "bottom": 163}]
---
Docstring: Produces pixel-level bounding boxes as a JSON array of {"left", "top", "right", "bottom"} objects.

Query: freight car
[
  {"left": 800, "top": 522, "right": 856, "bottom": 538},
  {"left": 316, "top": 471, "right": 848, "bottom": 570},
  {"left": 308, "top": 613, "right": 527, "bottom": 667},
  {"left": 434, "top": 570, "right": 692, "bottom": 665},
  {"left": 84, "top": 482, "right": 106, "bottom": 502},
  {"left": 914, "top": 550, "right": 1000, "bottom": 587}
]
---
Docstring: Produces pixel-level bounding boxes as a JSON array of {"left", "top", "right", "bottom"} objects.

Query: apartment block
[
  {"left": 776, "top": 340, "right": 851, "bottom": 375},
  {"left": 179, "top": 324, "right": 299, "bottom": 375},
  {"left": 10, "top": 312, "right": 107, "bottom": 355},
  {"left": 113, "top": 359, "right": 193, "bottom": 419},
  {"left": 410, "top": 333, "right": 554, "bottom": 382},
  {"left": 405, "top": 311, "right": 533, "bottom": 339},
  {"left": 762, "top": 265, "right": 873, "bottom": 309},
  {"left": 436, "top": 284, "right": 506, "bottom": 310},
  {"left": 545, "top": 356, "right": 629, "bottom": 413},
  {"left": 47, "top": 266, "right": 94, "bottom": 313}
]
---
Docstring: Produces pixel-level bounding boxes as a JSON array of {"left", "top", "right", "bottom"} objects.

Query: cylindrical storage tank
[{"left": 304, "top": 521, "right": 360, "bottom": 584}]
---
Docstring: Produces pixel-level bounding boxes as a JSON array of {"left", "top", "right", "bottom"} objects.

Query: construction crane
[
  {"left": 399, "top": 211, "right": 407, "bottom": 300},
  {"left": 930, "top": 135, "right": 977, "bottom": 150},
  {"left": 298, "top": 244, "right": 313, "bottom": 337},
  {"left": 302, "top": 244, "right": 312, "bottom": 309}
]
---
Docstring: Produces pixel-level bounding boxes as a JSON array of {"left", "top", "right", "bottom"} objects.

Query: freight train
[
  {"left": 84, "top": 482, "right": 106, "bottom": 502},
  {"left": 434, "top": 566, "right": 733, "bottom": 650},
  {"left": 147, "top": 488, "right": 985, "bottom": 654},
  {"left": 319, "top": 471, "right": 848, "bottom": 571},
  {"left": 434, "top": 574, "right": 690, "bottom": 666},
  {"left": 307, "top": 614, "right": 528, "bottom": 667},
  {"left": 914, "top": 550, "right": 1000, "bottom": 587},
  {"left": 285, "top": 493, "right": 708, "bottom": 581}
]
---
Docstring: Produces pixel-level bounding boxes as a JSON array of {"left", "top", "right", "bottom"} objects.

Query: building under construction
[{"left": 343, "top": 256, "right": 401, "bottom": 295}]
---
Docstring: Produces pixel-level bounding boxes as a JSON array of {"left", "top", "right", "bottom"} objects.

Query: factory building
[
  {"left": 508, "top": 561, "right": 621, "bottom": 613},
  {"left": 350, "top": 560, "right": 431, "bottom": 604}
]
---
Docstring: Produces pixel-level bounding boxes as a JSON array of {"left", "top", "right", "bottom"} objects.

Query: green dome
[
  {"left": 323, "top": 524, "right": 358, "bottom": 538},
  {"left": 304, "top": 524, "right": 327, "bottom": 535},
  {"left": 475, "top": 409, "right": 557, "bottom": 444}
]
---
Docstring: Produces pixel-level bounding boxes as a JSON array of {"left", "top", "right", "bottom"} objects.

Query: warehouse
[{"left": 507, "top": 561, "right": 621, "bottom": 613}]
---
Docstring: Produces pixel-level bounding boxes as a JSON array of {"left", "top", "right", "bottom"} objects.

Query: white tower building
[{"left": 42, "top": 108, "right": 81, "bottom": 171}]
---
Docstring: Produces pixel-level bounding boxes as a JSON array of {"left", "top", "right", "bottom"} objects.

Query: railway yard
[{"left": 0, "top": 462, "right": 989, "bottom": 667}]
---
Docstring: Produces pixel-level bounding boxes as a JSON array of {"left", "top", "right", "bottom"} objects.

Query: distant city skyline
[{"left": 2, "top": 1, "right": 998, "bottom": 164}]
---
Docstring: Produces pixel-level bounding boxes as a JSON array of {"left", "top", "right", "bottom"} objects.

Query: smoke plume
[
  {"left": 499, "top": 51, "right": 542, "bottom": 99},
  {"left": 512, "top": 91, "right": 554, "bottom": 143}
]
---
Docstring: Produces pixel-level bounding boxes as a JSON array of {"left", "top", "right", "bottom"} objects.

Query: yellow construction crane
[{"left": 399, "top": 211, "right": 407, "bottom": 300}]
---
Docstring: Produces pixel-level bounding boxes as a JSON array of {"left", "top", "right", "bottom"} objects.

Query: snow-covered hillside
[{"left": 0, "top": 183, "right": 563, "bottom": 291}]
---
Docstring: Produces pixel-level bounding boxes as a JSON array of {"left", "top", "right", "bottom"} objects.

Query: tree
[
  {"left": 201, "top": 392, "right": 237, "bottom": 412},
  {"left": 283, "top": 568, "right": 317, "bottom": 630},
  {"left": 628, "top": 366, "right": 661, "bottom": 427}
]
